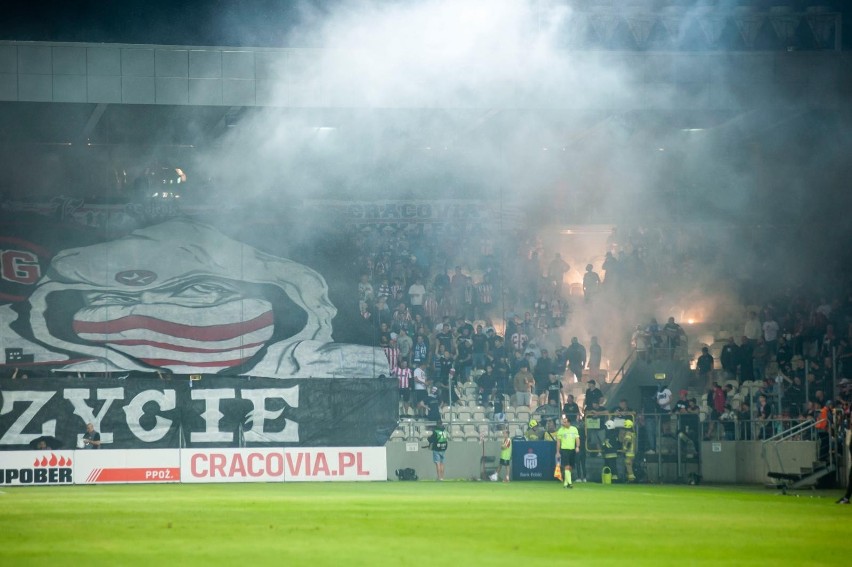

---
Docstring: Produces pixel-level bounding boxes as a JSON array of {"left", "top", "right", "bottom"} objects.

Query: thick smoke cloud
[{"left": 190, "top": 0, "right": 851, "bottom": 366}]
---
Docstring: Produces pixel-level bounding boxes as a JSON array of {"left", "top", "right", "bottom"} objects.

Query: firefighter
[
  {"left": 603, "top": 419, "right": 620, "bottom": 482},
  {"left": 620, "top": 419, "right": 636, "bottom": 482}
]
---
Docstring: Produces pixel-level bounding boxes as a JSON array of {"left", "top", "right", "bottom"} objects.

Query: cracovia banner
[{"left": 0, "top": 377, "right": 398, "bottom": 450}]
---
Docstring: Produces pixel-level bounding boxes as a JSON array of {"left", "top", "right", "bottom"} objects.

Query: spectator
[
  {"left": 395, "top": 359, "right": 413, "bottom": 416},
  {"left": 674, "top": 389, "right": 690, "bottom": 413},
  {"left": 756, "top": 393, "right": 774, "bottom": 439},
  {"left": 544, "top": 372, "right": 564, "bottom": 408},
  {"left": 663, "top": 317, "right": 685, "bottom": 353},
  {"left": 738, "top": 401, "right": 752, "bottom": 440},
  {"left": 720, "top": 337, "right": 740, "bottom": 380},
  {"left": 588, "top": 336, "right": 602, "bottom": 379},
  {"left": 533, "top": 349, "right": 553, "bottom": 398},
  {"left": 583, "top": 380, "right": 603, "bottom": 411},
  {"left": 412, "top": 361, "right": 429, "bottom": 414},
  {"left": 566, "top": 337, "right": 586, "bottom": 382},
  {"left": 744, "top": 311, "right": 762, "bottom": 343},
  {"left": 82, "top": 423, "right": 101, "bottom": 449},
  {"left": 547, "top": 253, "right": 569, "bottom": 295},
  {"left": 763, "top": 316, "right": 780, "bottom": 355},
  {"left": 737, "top": 336, "right": 754, "bottom": 386},
  {"left": 563, "top": 394, "right": 581, "bottom": 423},
  {"left": 697, "top": 346, "right": 714, "bottom": 388},
  {"left": 752, "top": 337, "right": 769, "bottom": 382},
  {"left": 513, "top": 366, "right": 534, "bottom": 408},
  {"left": 582, "top": 264, "right": 601, "bottom": 303},
  {"left": 612, "top": 398, "right": 635, "bottom": 417},
  {"left": 407, "top": 277, "right": 426, "bottom": 318},
  {"left": 397, "top": 328, "right": 413, "bottom": 366},
  {"left": 358, "top": 273, "right": 374, "bottom": 305},
  {"left": 471, "top": 324, "right": 489, "bottom": 370},
  {"left": 632, "top": 325, "right": 649, "bottom": 363}
]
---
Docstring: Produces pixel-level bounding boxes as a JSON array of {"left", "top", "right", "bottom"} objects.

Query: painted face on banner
[{"left": 74, "top": 279, "right": 274, "bottom": 373}]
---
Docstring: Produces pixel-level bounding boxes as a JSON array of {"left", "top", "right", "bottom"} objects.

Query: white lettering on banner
[
  {"left": 0, "top": 385, "right": 306, "bottom": 448},
  {"left": 74, "top": 449, "right": 180, "bottom": 484},
  {"left": 240, "top": 387, "right": 299, "bottom": 443},
  {"left": 64, "top": 388, "right": 124, "bottom": 446},
  {"left": 124, "top": 390, "right": 176, "bottom": 442},
  {"left": 190, "top": 389, "right": 235, "bottom": 443},
  {"left": 0, "top": 392, "right": 57, "bottom": 444}
]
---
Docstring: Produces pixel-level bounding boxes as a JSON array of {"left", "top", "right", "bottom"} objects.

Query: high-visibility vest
[{"left": 815, "top": 407, "right": 828, "bottom": 431}]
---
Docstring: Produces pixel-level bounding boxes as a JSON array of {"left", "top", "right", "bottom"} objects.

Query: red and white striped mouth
[{"left": 73, "top": 299, "right": 274, "bottom": 372}]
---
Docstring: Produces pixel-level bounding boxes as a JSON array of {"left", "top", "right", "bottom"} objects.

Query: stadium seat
[
  {"left": 456, "top": 410, "right": 471, "bottom": 422},
  {"left": 473, "top": 411, "right": 485, "bottom": 421},
  {"left": 477, "top": 424, "right": 492, "bottom": 440}
]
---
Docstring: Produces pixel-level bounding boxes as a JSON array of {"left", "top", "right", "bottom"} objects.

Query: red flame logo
[{"left": 33, "top": 453, "right": 71, "bottom": 467}]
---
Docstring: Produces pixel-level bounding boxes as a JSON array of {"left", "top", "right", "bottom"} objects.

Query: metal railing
[
  {"left": 760, "top": 416, "right": 834, "bottom": 484},
  {"left": 609, "top": 348, "right": 636, "bottom": 385}
]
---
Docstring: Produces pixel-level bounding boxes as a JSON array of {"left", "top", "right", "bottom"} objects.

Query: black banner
[{"left": 0, "top": 376, "right": 397, "bottom": 450}]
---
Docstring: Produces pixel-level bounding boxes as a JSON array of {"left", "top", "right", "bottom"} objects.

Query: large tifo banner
[
  {"left": 0, "top": 447, "right": 387, "bottom": 485},
  {"left": 0, "top": 377, "right": 398, "bottom": 450},
  {"left": 0, "top": 213, "right": 389, "bottom": 378}
]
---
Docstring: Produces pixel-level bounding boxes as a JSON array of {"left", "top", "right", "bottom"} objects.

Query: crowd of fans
[
  {"left": 690, "top": 289, "right": 852, "bottom": 448},
  {"left": 349, "top": 223, "right": 607, "bottom": 419}
]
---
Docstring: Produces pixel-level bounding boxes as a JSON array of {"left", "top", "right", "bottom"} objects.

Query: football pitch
[{"left": 0, "top": 482, "right": 847, "bottom": 566}]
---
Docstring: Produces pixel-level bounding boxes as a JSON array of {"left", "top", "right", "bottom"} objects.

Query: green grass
[{"left": 0, "top": 482, "right": 847, "bottom": 566}]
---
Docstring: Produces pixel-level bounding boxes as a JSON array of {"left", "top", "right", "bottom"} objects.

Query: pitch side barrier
[{"left": 0, "top": 447, "right": 388, "bottom": 486}]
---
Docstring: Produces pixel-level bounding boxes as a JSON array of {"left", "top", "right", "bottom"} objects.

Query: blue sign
[{"left": 511, "top": 440, "right": 557, "bottom": 481}]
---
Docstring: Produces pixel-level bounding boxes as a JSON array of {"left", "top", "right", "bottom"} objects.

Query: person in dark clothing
[
  {"left": 588, "top": 337, "right": 602, "bottom": 379},
  {"left": 566, "top": 337, "right": 587, "bottom": 381},
  {"left": 584, "top": 380, "right": 603, "bottom": 411},
  {"left": 563, "top": 394, "right": 581, "bottom": 423},
  {"left": 720, "top": 337, "right": 740, "bottom": 381},
  {"left": 697, "top": 346, "right": 714, "bottom": 387},
  {"left": 737, "top": 336, "right": 754, "bottom": 385},
  {"left": 533, "top": 349, "right": 553, "bottom": 397}
]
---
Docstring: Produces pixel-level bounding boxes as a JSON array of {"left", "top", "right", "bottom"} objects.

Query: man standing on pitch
[
  {"left": 556, "top": 415, "right": 580, "bottom": 489},
  {"left": 427, "top": 419, "right": 449, "bottom": 481}
]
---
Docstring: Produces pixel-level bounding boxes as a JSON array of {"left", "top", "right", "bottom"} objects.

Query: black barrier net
[{"left": 0, "top": 376, "right": 398, "bottom": 450}]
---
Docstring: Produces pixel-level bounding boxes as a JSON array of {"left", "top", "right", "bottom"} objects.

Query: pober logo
[
  {"left": 523, "top": 448, "right": 538, "bottom": 470},
  {"left": 1, "top": 453, "right": 73, "bottom": 484},
  {"left": 115, "top": 270, "right": 157, "bottom": 286}
]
